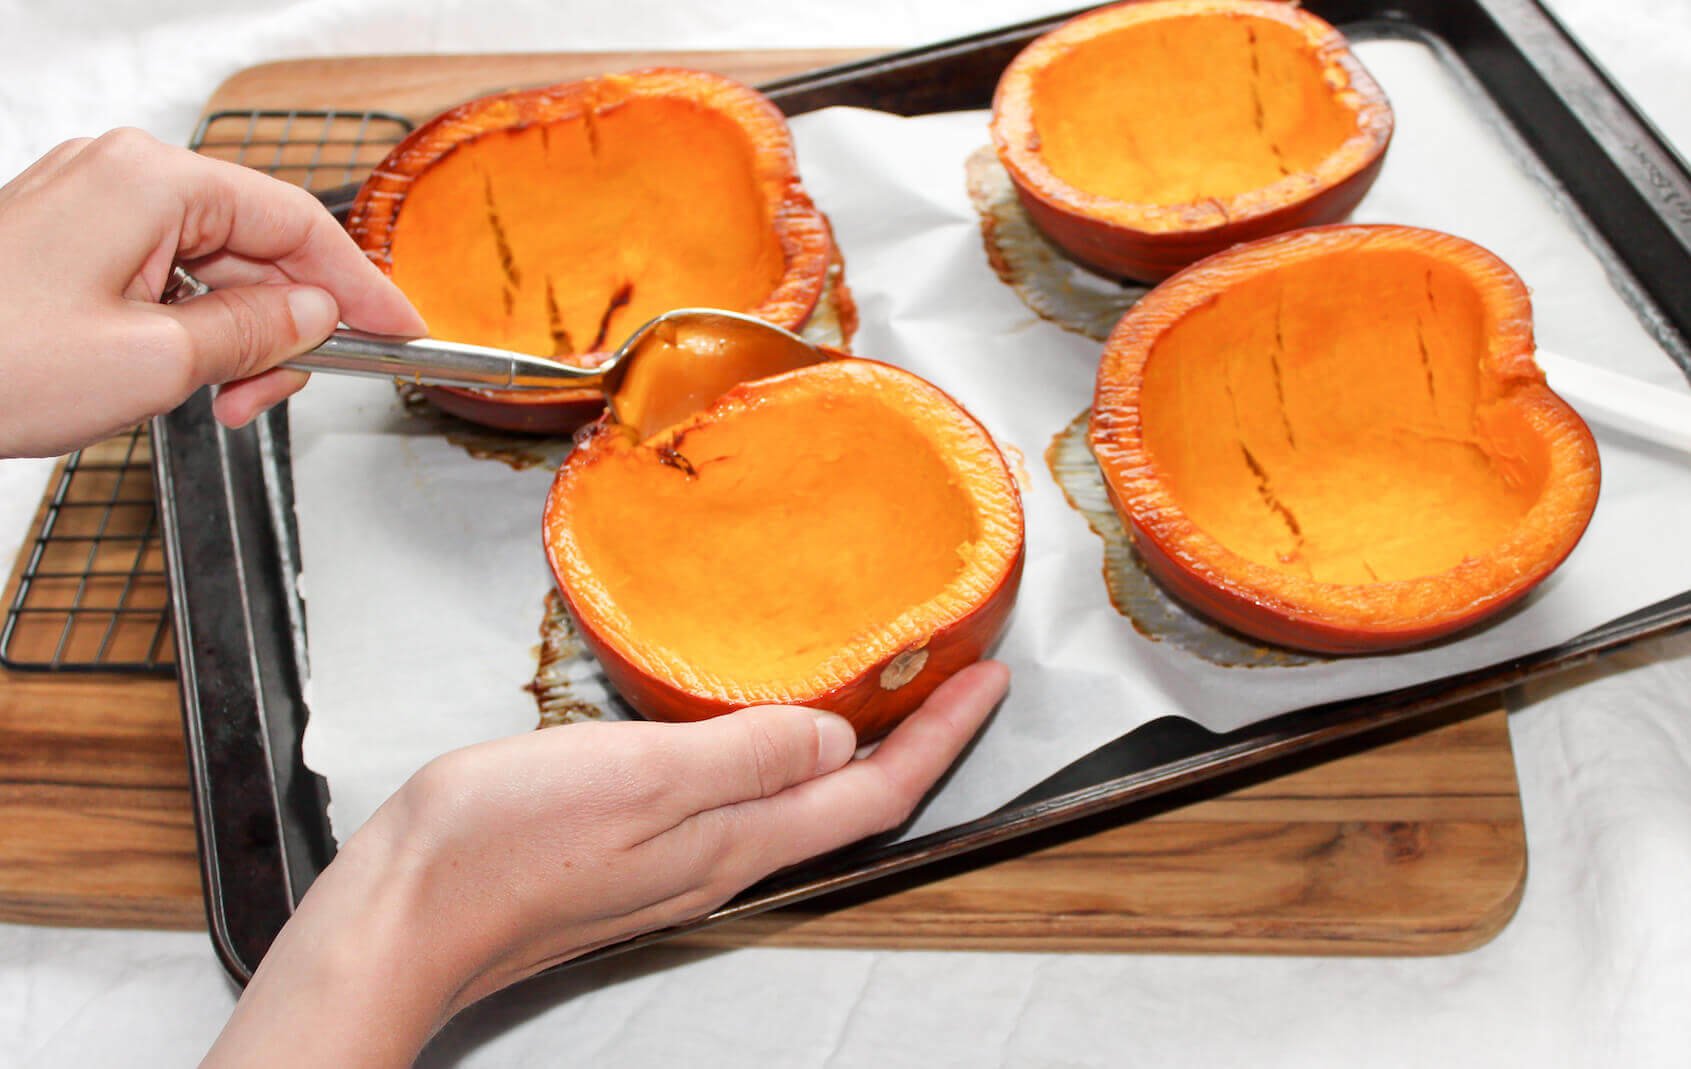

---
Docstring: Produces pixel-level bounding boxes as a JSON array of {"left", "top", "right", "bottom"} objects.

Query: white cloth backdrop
[{"left": 1, "top": 1, "right": 1688, "bottom": 1064}]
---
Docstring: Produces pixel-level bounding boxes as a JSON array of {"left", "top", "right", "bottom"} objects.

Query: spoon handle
[
  {"left": 162, "top": 265, "right": 600, "bottom": 391},
  {"left": 1538, "top": 350, "right": 1691, "bottom": 457},
  {"left": 288, "top": 331, "right": 602, "bottom": 390}
]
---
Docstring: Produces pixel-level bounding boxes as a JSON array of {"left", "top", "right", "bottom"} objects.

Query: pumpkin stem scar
[{"left": 879, "top": 648, "right": 929, "bottom": 690}]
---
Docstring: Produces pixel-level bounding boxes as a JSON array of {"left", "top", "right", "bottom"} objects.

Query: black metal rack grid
[
  {"left": 0, "top": 108, "right": 414, "bottom": 674},
  {"left": 0, "top": 426, "right": 174, "bottom": 673},
  {"left": 190, "top": 108, "right": 413, "bottom": 192}
]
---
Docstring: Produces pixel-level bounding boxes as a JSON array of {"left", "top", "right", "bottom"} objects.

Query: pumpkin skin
[
  {"left": 544, "top": 357, "right": 1025, "bottom": 740},
  {"left": 990, "top": 0, "right": 1393, "bottom": 283},
  {"left": 348, "top": 68, "right": 844, "bottom": 433},
  {"left": 1090, "top": 224, "right": 1600, "bottom": 653}
]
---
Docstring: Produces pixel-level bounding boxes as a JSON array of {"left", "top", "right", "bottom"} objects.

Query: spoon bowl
[{"left": 602, "top": 309, "right": 828, "bottom": 439}]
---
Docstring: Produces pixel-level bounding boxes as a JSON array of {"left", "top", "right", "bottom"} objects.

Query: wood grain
[
  {"left": 0, "top": 50, "right": 1527, "bottom": 952},
  {"left": 681, "top": 704, "right": 1524, "bottom": 954},
  {"left": 203, "top": 50, "right": 878, "bottom": 122},
  {"left": 0, "top": 470, "right": 203, "bottom": 929}
]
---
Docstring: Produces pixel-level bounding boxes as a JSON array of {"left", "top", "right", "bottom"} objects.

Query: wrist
[{"left": 204, "top": 818, "right": 465, "bottom": 1066}]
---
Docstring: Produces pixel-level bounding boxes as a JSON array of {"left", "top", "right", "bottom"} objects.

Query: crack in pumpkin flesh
[
  {"left": 544, "top": 277, "right": 574, "bottom": 357},
  {"left": 1223, "top": 344, "right": 1305, "bottom": 568},
  {"left": 481, "top": 171, "right": 522, "bottom": 291},
  {"left": 1246, "top": 25, "right": 1292, "bottom": 179},
  {"left": 590, "top": 281, "right": 635, "bottom": 354},
  {"left": 1141, "top": 249, "right": 1550, "bottom": 586}
]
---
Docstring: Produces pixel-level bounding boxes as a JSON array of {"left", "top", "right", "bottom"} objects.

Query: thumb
[
  {"left": 660, "top": 705, "right": 860, "bottom": 815},
  {"left": 156, "top": 283, "right": 338, "bottom": 386}
]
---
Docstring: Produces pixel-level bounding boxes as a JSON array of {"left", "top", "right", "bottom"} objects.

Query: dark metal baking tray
[{"left": 154, "top": 0, "right": 1691, "bottom": 983}]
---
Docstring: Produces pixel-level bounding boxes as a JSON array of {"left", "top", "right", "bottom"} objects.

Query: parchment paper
[{"left": 297, "top": 37, "right": 1691, "bottom": 844}]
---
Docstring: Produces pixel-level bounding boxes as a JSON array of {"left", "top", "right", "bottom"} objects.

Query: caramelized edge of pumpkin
[
  {"left": 992, "top": 0, "right": 1392, "bottom": 236},
  {"left": 1090, "top": 225, "right": 1600, "bottom": 637},
  {"left": 348, "top": 67, "right": 833, "bottom": 407},
  {"left": 545, "top": 359, "right": 1024, "bottom": 705}
]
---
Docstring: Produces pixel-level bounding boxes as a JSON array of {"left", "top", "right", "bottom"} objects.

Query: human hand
[
  {"left": 205, "top": 661, "right": 1011, "bottom": 1067},
  {"left": 0, "top": 128, "right": 424, "bottom": 458}
]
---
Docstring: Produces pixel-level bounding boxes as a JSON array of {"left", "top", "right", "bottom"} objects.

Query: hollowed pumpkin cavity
[
  {"left": 546, "top": 358, "right": 1024, "bottom": 738},
  {"left": 1033, "top": 16, "right": 1359, "bottom": 206},
  {"left": 1142, "top": 250, "right": 1540, "bottom": 585},
  {"left": 390, "top": 96, "right": 785, "bottom": 361},
  {"left": 992, "top": 0, "right": 1393, "bottom": 282},
  {"left": 349, "top": 69, "right": 838, "bottom": 433},
  {"left": 1092, "top": 225, "right": 1600, "bottom": 653}
]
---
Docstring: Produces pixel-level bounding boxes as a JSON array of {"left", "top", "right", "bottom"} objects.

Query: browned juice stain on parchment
[
  {"left": 529, "top": 589, "right": 615, "bottom": 727},
  {"left": 397, "top": 384, "right": 576, "bottom": 471},
  {"left": 1047, "top": 410, "right": 1321, "bottom": 668},
  {"left": 965, "top": 145, "right": 1149, "bottom": 342}
]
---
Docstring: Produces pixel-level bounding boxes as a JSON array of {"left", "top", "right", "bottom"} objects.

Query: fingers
[
  {"left": 158, "top": 148, "right": 427, "bottom": 336},
  {"left": 213, "top": 368, "right": 312, "bottom": 428},
  {"left": 180, "top": 249, "right": 293, "bottom": 291},
  {"left": 153, "top": 282, "right": 339, "bottom": 385},
  {"left": 53, "top": 129, "right": 426, "bottom": 335},
  {"left": 657, "top": 704, "right": 860, "bottom": 815},
  {"left": 723, "top": 661, "right": 1009, "bottom": 875}
]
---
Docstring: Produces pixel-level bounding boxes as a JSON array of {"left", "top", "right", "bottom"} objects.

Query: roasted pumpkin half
[
  {"left": 544, "top": 357, "right": 1025, "bottom": 740},
  {"left": 1091, "top": 224, "right": 1600, "bottom": 653},
  {"left": 991, "top": 0, "right": 1393, "bottom": 283},
  {"left": 348, "top": 68, "right": 845, "bottom": 433}
]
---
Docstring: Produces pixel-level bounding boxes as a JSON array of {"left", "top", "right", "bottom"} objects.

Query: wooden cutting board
[{"left": 0, "top": 50, "right": 1527, "bottom": 953}]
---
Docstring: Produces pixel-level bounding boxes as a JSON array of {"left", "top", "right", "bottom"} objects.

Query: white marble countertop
[{"left": 1, "top": 1, "right": 1688, "bottom": 1064}]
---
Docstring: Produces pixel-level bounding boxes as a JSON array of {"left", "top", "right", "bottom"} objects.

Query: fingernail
[
  {"left": 287, "top": 286, "right": 339, "bottom": 343},
  {"left": 812, "top": 711, "right": 857, "bottom": 773}
]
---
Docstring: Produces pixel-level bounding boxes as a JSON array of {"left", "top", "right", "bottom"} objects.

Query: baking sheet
[{"left": 296, "top": 37, "right": 1691, "bottom": 844}]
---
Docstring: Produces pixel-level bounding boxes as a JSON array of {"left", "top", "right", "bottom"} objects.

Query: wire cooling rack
[
  {"left": 190, "top": 108, "right": 413, "bottom": 192},
  {"left": 0, "top": 426, "right": 173, "bottom": 672},
  {"left": 0, "top": 108, "right": 414, "bottom": 674}
]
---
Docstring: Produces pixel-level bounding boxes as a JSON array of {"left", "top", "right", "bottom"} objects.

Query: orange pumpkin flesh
[
  {"left": 1091, "top": 225, "right": 1600, "bottom": 653},
  {"left": 545, "top": 358, "right": 1025, "bottom": 740},
  {"left": 348, "top": 68, "right": 838, "bottom": 433},
  {"left": 991, "top": 0, "right": 1392, "bottom": 282}
]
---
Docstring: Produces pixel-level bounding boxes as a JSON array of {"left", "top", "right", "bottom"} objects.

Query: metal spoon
[{"left": 163, "top": 266, "right": 825, "bottom": 436}]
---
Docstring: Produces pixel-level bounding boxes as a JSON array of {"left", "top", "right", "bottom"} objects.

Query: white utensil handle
[{"left": 1537, "top": 350, "right": 1691, "bottom": 457}]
